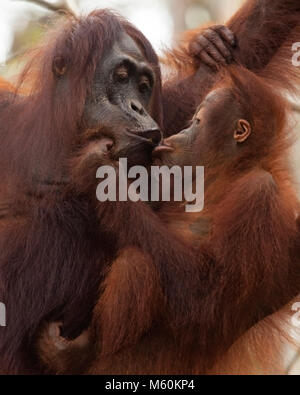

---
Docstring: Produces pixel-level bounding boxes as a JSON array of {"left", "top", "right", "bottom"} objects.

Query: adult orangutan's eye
[
  {"left": 195, "top": 118, "right": 201, "bottom": 125},
  {"left": 115, "top": 66, "right": 129, "bottom": 83}
]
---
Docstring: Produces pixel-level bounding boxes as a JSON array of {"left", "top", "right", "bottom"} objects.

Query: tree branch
[
  {"left": 25, "top": 0, "right": 68, "bottom": 12},
  {"left": 13, "top": 0, "right": 79, "bottom": 15}
]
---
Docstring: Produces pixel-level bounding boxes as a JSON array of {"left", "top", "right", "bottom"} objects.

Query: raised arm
[{"left": 162, "top": 0, "right": 300, "bottom": 135}]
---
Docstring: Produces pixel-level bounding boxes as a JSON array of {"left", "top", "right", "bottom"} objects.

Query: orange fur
[{"left": 35, "top": 0, "right": 300, "bottom": 374}]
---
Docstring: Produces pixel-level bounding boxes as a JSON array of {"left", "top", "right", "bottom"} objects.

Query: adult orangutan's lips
[
  {"left": 152, "top": 142, "right": 175, "bottom": 155},
  {"left": 125, "top": 129, "right": 162, "bottom": 146}
]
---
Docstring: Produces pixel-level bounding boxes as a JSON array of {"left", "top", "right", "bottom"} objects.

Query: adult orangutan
[
  {"left": 1, "top": 0, "right": 300, "bottom": 374},
  {"left": 0, "top": 9, "right": 236, "bottom": 374}
]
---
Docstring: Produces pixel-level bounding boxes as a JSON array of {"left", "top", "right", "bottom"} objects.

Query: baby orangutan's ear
[{"left": 234, "top": 119, "right": 251, "bottom": 143}]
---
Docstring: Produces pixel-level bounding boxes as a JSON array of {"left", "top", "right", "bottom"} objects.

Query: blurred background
[
  {"left": 0, "top": 0, "right": 299, "bottom": 374},
  {"left": 0, "top": 0, "right": 245, "bottom": 71}
]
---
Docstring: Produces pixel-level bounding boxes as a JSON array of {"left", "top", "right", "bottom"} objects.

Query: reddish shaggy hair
[{"left": 2, "top": 0, "right": 300, "bottom": 375}]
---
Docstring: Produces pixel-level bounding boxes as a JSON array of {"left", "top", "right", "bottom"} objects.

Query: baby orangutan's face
[{"left": 153, "top": 87, "right": 251, "bottom": 168}]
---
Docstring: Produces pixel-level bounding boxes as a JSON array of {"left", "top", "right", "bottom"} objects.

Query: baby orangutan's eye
[{"left": 194, "top": 107, "right": 205, "bottom": 125}]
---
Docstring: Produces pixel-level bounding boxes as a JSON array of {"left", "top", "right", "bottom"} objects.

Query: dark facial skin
[
  {"left": 83, "top": 32, "right": 162, "bottom": 167},
  {"left": 154, "top": 87, "right": 251, "bottom": 168}
]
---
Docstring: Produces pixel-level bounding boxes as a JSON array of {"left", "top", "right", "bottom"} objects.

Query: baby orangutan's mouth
[{"left": 152, "top": 140, "right": 175, "bottom": 157}]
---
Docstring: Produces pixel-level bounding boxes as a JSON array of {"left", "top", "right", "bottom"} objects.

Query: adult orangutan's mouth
[{"left": 125, "top": 129, "right": 162, "bottom": 147}]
